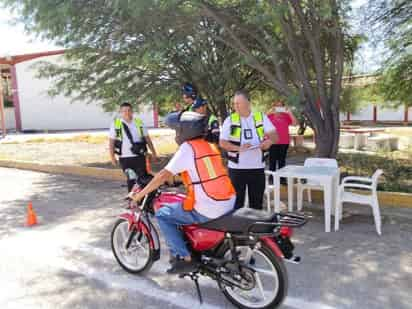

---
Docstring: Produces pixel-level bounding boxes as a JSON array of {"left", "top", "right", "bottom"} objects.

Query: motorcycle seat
[{"left": 198, "top": 208, "right": 277, "bottom": 234}]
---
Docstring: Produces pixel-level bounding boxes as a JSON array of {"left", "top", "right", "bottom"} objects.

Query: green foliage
[
  {"left": 365, "top": 0, "right": 412, "bottom": 106},
  {"left": 338, "top": 152, "right": 412, "bottom": 193},
  {"left": 3, "top": 97, "right": 13, "bottom": 108},
  {"left": 340, "top": 83, "right": 383, "bottom": 113},
  {"left": 194, "top": 0, "right": 359, "bottom": 156},
  {"left": 2, "top": 0, "right": 359, "bottom": 156},
  {"left": 2, "top": 0, "right": 265, "bottom": 117},
  {"left": 378, "top": 57, "right": 412, "bottom": 106},
  {"left": 340, "top": 86, "right": 359, "bottom": 114}
]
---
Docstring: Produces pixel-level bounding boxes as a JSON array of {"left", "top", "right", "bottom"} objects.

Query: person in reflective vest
[
  {"left": 129, "top": 111, "right": 235, "bottom": 274},
  {"left": 226, "top": 112, "right": 266, "bottom": 163},
  {"left": 109, "top": 102, "right": 158, "bottom": 192},
  {"left": 112, "top": 117, "right": 145, "bottom": 155},
  {"left": 181, "top": 82, "right": 197, "bottom": 112},
  {"left": 220, "top": 90, "right": 277, "bottom": 210},
  {"left": 191, "top": 97, "right": 220, "bottom": 144}
]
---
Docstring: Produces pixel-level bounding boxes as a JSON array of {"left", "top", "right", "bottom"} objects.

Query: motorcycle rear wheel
[
  {"left": 111, "top": 218, "right": 154, "bottom": 274},
  {"left": 219, "top": 243, "right": 288, "bottom": 309}
]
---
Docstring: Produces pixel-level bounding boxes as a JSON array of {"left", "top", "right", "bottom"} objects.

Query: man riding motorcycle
[{"left": 129, "top": 111, "right": 236, "bottom": 274}]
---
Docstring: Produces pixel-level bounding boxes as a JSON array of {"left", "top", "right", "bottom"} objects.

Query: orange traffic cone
[{"left": 25, "top": 202, "right": 38, "bottom": 227}]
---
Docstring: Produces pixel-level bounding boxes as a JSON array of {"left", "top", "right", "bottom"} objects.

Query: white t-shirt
[
  {"left": 165, "top": 142, "right": 235, "bottom": 219},
  {"left": 220, "top": 113, "right": 275, "bottom": 169},
  {"left": 109, "top": 117, "right": 148, "bottom": 158}
]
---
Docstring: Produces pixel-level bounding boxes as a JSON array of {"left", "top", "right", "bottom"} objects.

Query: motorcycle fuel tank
[
  {"left": 183, "top": 225, "right": 225, "bottom": 251},
  {"left": 153, "top": 191, "right": 186, "bottom": 211}
]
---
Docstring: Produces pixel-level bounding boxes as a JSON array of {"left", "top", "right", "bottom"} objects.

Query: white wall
[
  {"left": 16, "top": 55, "right": 154, "bottom": 131},
  {"left": 350, "top": 104, "right": 374, "bottom": 121},
  {"left": 136, "top": 103, "right": 154, "bottom": 127},
  {"left": 342, "top": 104, "right": 410, "bottom": 122},
  {"left": 4, "top": 107, "right": 16, "bottom": 130},
  {"left": 377, "top": 106, "right": 404, "bottom": 121}
]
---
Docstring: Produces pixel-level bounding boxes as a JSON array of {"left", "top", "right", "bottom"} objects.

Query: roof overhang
[{"left": 0, "top": 50, "right": 65, "bottom": 65}]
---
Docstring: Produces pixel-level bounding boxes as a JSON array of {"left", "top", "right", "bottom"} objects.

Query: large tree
[
  {"left": 4, "top": 0, "right": 358, "bottom": 156},
  {"left": 193, "top": 0, "right": 358, "bottom": 157}
]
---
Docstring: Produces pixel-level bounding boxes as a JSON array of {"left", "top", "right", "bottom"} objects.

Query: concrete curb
[
  {"left": 1, "top": 159, "right": 411, "bottom": 208},
  {"left": 291, "top": 188, "right": 412, "bottom": 209}
]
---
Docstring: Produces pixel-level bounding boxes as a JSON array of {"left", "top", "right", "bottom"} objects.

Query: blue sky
[{"left": 0, "top": 1, "right": 382, "bottom": 73}]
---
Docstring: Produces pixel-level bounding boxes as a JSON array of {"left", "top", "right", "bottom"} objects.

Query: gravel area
[
  {"left": 0, "top": 133, "right": 178, "bottom": 170},
  {"left": 0, "top": 137, "right": 308, "bottom": 172},
  {"left": 0, "top": 142, "right": 112, "bottom": 167}
]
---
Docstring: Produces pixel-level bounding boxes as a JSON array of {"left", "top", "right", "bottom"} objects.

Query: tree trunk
[
  {"left": 216, "top": 97, "right": 228, "bottom": 120},
  {"left": 307, "top": 108, "right": 340, "bottom": 158}
]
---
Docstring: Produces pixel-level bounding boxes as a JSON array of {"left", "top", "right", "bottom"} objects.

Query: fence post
[
  {"left": 0, "top": 81, "right": 6, "bottom": 138},
  {"left": 153, "top": 102, "right": 159, "bottom": 128},
  {"left": 404, "top": 104, "right": 409, "bottom": 125}
]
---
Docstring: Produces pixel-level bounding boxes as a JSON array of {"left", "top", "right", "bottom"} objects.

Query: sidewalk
[{"left": 0, "top": 128, "right": 174, "bottom": 144}]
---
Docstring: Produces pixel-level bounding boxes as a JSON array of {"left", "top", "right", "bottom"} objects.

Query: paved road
[{"left": 0, "top": 167, "right": 411, "bottom": 309}]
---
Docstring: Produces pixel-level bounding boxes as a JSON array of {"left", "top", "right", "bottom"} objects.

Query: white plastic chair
[
  {"left": 296, "top": 158, "right": 339, "bottom": 211},
  {"left": 264, "top": 170, "right": 276, "bottom": 212},
  {"left": 334, "top": 169, "right": 383, "bottom": 235}
]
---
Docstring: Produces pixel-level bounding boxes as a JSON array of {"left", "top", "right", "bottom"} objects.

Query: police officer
[
  {"left": 220, "top": 90, "right": 277, "bottom": 210},
  {"left": 181, "top": 82, "right": 197, "bottom": 111},
  {"left": 109, "top": 102, "right": 158, "bottom": 192},
  {"left": 191, "top": 97, "right": 220, "bottom": 144}
]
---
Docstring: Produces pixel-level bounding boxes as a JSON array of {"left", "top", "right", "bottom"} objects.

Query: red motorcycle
[{"left": 111, "top": 174, "right": 306, "bottom": 309}]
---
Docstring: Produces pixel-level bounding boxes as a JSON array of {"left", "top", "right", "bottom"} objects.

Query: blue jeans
[{"left": 155, "top": 203, "right": 209, "bottom": 258}]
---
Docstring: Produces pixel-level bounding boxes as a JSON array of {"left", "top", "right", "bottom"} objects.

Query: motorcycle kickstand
[{"left": 179, "top": 273, "right": 203, "bottom": 305}]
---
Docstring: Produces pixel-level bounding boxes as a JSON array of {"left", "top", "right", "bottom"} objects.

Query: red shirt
[{"left": 267, "top": 113, "right": 292, "bottom": 145}]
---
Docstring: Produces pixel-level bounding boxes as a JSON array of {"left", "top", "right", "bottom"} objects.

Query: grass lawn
[
  {"left": 1, "top": 132, "right": 179, "bottom": 156},
  {"left": 337, "top": 151, "right": 412, "bottom": 193},
  {"left": 1, "top": 130, "right": 411, "bottom": 193},
  {"left": 383, "top": 126, "right": 412, "bottom": 138},
  {"left": 1, "top": 134, "right": 108, "bottom": 145}
]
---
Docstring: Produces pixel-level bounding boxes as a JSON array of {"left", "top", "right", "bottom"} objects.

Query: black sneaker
[{"left": 167, "top": 259, "right": 198, "bottom": 274}]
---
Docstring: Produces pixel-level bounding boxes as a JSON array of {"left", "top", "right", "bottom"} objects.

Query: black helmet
[
  {"left": 165, "top": 111, "right": 207, "bottom": 145},
  {"left": 181, "top": 82, "right": 197, "bottom": 100},
  {"left": 191, "top": 97, "right": 208, "bottom": 110}
]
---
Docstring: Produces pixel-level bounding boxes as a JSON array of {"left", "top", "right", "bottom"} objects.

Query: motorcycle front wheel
[
  {"left": 111, "top": 218, "right": 154, "bottom": 274},
  {"left": 219, "top": 243, "right": 288, "bottom": 309}
]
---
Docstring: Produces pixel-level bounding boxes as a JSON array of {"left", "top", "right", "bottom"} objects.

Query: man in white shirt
[
  {"left": 109, "top": 102, "right": 158, "bottom": 191},
  {"left": 129, "top": 111, "right": 235, "bottom": 274},
  {"left": 220, "top": 90, "right": 277, "bottom": 210}
]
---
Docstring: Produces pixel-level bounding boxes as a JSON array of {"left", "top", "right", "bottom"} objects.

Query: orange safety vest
[{"left": 181, "top": 139, "right": 235, "bottom": 211}]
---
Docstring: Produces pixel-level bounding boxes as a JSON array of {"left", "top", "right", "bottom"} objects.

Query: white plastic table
[{"left": 272, "top": 165, "right": 340, "bottom": 232}]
